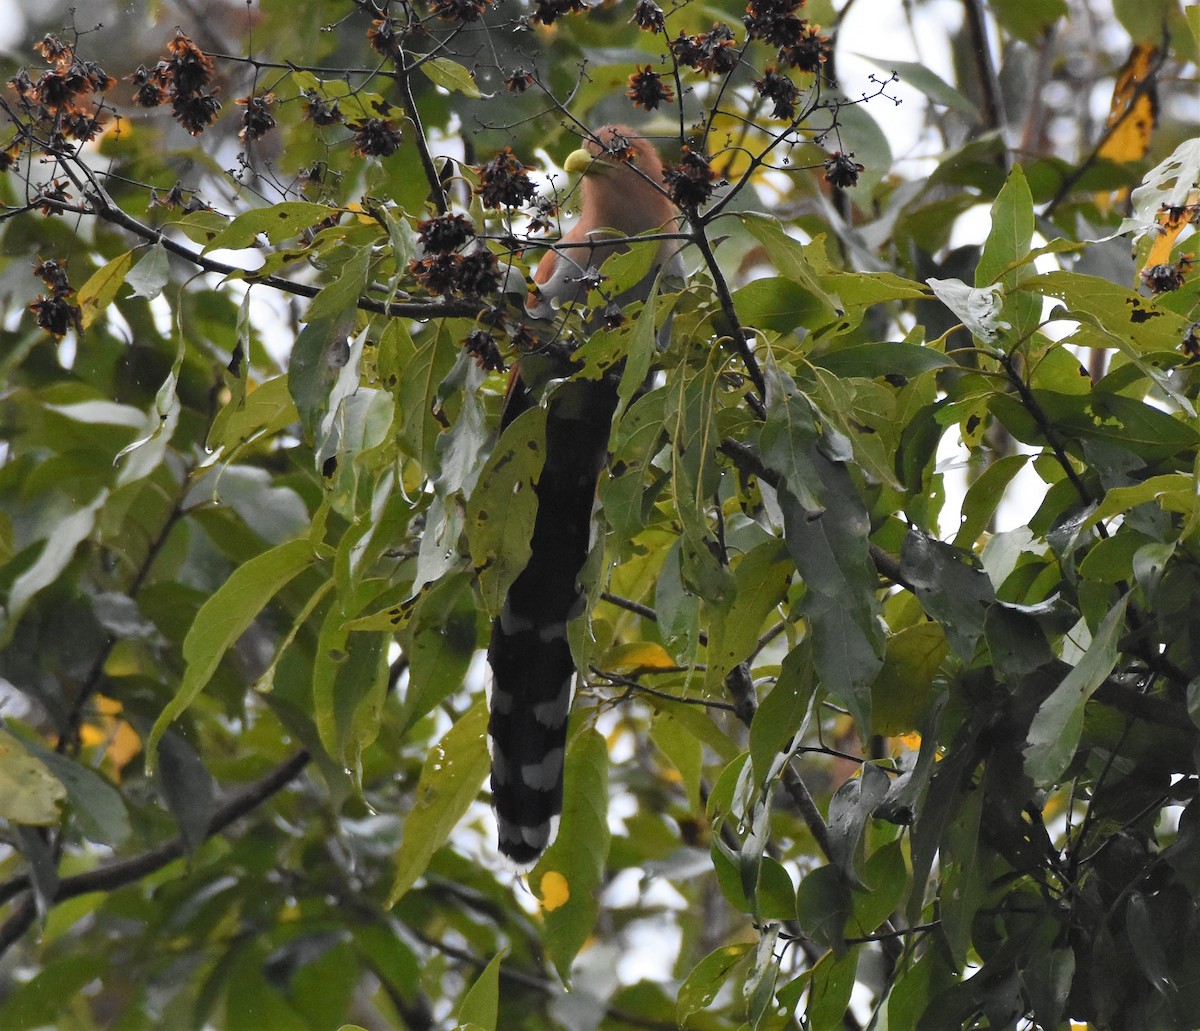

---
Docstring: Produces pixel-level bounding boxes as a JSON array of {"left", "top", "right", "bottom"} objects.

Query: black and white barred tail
[{"left": 487, "top": 377, "right": 617, "bottom": 865}]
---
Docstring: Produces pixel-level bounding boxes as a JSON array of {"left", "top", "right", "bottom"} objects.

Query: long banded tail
[{"left": 487, "top": 378, "right": 617, "bottom": 864}]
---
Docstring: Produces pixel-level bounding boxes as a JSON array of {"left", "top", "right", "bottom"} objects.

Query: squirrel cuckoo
[{"left": 487, "top": 125, "right": 682, "bottom": 864}]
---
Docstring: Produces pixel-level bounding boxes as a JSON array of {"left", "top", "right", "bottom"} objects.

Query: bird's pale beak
[{"left": 563, "top": 147, "right": 600, "bottom": 176}]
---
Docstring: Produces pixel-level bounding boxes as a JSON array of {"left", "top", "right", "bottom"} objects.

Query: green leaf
[
  {"left": 394, "top": 572, "right": 479, "bottom": 735},
  {"left": 313, "top": 617, "right": 389, "bottom": 778},
  {"left": 1126, "top": 891, "right": 1176, "bottom": 994},
  {"left": 208, "top": 374, "right": 300, "bottom": 454},
  {"left": 616, "top": 272, "right": 664, "bottom": 416},
  {"left": 777, "top": 454, "right": 882, "bottom": 724},
  {"left": 795, "top": 864, "right": 852, "bottom": 950},
  {"left": 750, "top": 641, "right": 815, "bottom": 787},
  {"left": 304, "top": 244, "right": 371, "bottom": 324},
  {"left": 991, "top": 389, "right": 1200, "bottom": 463},
  {"left": 731, "top": 276, "right": 835, "bottom": 333},
  {"left": 1, "top": 490, "right": 108, "bottom": 646},
  {"left": 432, "top": 363, "right": 487, "bottom": 499},
  {"left": 677, "top": 942, "right": 754, "bottom": 1026},
  {"left": 145, "top": 537, "right": 317, "bottom": 771},
  {"left": 805, "top": 593, "right": 881, "bottom": 732},
  {"left": 397, "top": 329, "right": 458, "bottom": 468},
  {"left": 0, "top": 953, "right": 108, "bottom": 1029},
  {"left": 818, "top": 268, "right": 929, "bottom": 308},
  {"left": 705, "top": 539, "right": 791, "bottom": 690},
  {"left": 761, "top": 367, "right": 824, "bottom": 511},
  {"left": 389, "top": 698, "right": 490, "bottom": 904},
  {"left": 989, "top": 0, "right": 1067, "bottom": 39},
  {"left": 76, "top": 250, "right": 133, "bottom": 329},
  {"left": 125, "top": 242, "right": 171, "bottom": 300},
  {"left": 420, "top": 56, "right": 482, "bottom": 97},
  {"left": 901, "top": 529, "right": 994, "bottom": 661},
  {"left": 938, "top": 779, "right": 985, "bottom": 966},
  {"left": 825, "top": 764, "right": 890, "bottom": 883},
  {"left": 203, "top": 200, "right": 335, "bottom": 252},
  {"left": 849, "top": 839, "right": 907, "bottom": 937},
  {"left": 651, "top": 709, "right": 703, "bottom": 811},
  {"left": 155, "top": 730, "right": 214, "bottom": 854},
  {"left": 1024, "top": 595, "right": 1130, "bottom": 784},
  {"left": 533, "top": 727, "right": 611, "bottom": 980},
  {"left": 905, "top": 722, "right": 974, "bottom": 927},
  {"left": 289, "top": 316, "right": 352, "bottom": 444},
  {"left": 871, "top": 622, "right": 947, "bottom": 735},
  {"left": 712, "top": 838, "right": 797, "bottom": 920},
  {"left": 977, "top": 164, "right": 1038, "bottom": 339},
  {"left": 984, "top": 603, "right": 1054, "bottom": 676},
  {"left": 1020, "top": 270, "right": 1193, "bottom": 356},
  {"left": 739, "top": 212, "right": 840, "bottom": 320},
  {"left": 1077, "top": 473, "right": 1194, "bottom": 535},
  {"left": 743, "top": 924, "right": 781, "bottom": 1030},
  {"left": 806, "top": 947, "right": 860, "bottom": 1028},
  {"left": 811, "top": 341, "right": 956, "bottom": 379},
  {"left": 1024, "top": 947, "right": 1076, "bottom": 1030},
  {"left": 0, "top": 729, "right": 65, "bottom": 825},
  {"left": 457, "top": 951, "right": 503, "bottom": 1031},
  {"left": 30, "top": 746, "right": 130, "bottom": 846},
  {"left": 465, "top": 405, "right": 545, "bottom": 615},
  {"left": 953, "top": 454, "right": 1030, "bottom": 548}
]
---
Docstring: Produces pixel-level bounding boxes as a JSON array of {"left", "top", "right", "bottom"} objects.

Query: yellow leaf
[
  {"left": 77, "top": 250, "right": 134, "bottom": 329},
  {"left": 1095, "top": 43, "right": 1158, "bottom": 211},
  {"left": 1098, "top": 43, "right": 1159, "bottom": 165},
  {"left": 344, "top": 202, "right": 376, "bottom": 225},
  {"left": 94, "top": 694, "right": 122, "bottom": 716},
  {"left": 538, "top": 870, "right": 570, "bottom": 911},
  {"left": 1143, "top": 190, "right": 1200, "bottom": 268},
  {"left": 80, "top": 694, "right": 143, "bottom": 777},
  {"left": 108, "top": 721, "right": 142, "bottom": 773},
  {"left": 602, "top": 640, "right": 677, "bottom": 673}
]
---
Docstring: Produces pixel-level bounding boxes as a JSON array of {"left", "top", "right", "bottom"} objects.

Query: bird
[{"left": 487, "top": 125, "right": 683, "bottom": 865}]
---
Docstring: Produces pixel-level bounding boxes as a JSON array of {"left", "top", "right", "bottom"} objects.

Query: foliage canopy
[{"left": 0, "top": 0, "right": 1198, "bottom": 1028}]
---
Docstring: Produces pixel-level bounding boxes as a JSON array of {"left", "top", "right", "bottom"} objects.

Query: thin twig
[{"left": 0, "top": 750, "right": 311, "bottom": 953}]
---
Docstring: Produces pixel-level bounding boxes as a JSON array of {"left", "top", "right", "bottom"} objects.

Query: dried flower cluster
[
  {"left": 367, "top": 16, "right": 404, "bottom": 59},
  {"left": 1141, "top": 257, "right": 1192, "bottom": 295},
  {"left": 236, "top": 92, "right": 276, "bottom": 142},
  {"left": 529, "top": 0, "right": 589, "bottom": 26},
  {"left": 475, "top": 148, "right": 538, "bottom": 209},
  {"left": 663, "top": 146, "right": 717, "bottom": 208},
  {"left": 823, "top": 150, "right": 864, "bottom": 188},
  {"left": 410, "top": 212, "right": 503, "bottom": 299},
  {"left": 464, "top": 328, "right": 506, "bottom": 371},
  {"left": 429, "top": 0, "right": 496, "bottom": 22},
  {"left": 631, "top": 0, "right": 665, "bottom": 32},
  {"left": 505, "top": 68, "right": 535, "bottom": 94},
  {"left": 670, "top": 23, "right": 740, "bottom": 76},
  {"left": 351, "top": 118, "right": 404, "bottom": 157},
  {"left": 7, "top": 33, "right": 114, "bottom": 145},
  {"left": 417, "top": 213, "right": 477, "bottom": 253},
  {"left": 29, "top": 257, "right": 81, "bottom": 337},
  {"left": 127, "top": 30, "right": 222, "bottom": 136},
  {"left": 302, "top": 92, "right": 343, "bottom": 127},
  {"left": 626, "top": 66, "right": 674, "bottom": 110},
  {"left": 754, "top": 67, "right": 801, "bottom": 120},
  {"left": 744, "top": 0, "right": 830, "bottom": 71}
]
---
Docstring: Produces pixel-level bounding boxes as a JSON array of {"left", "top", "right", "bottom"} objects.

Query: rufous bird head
[
  {"left": 561, "top": 124, "right": 677, "bottom": 238},
  {"left": 527, "top": 125, "right": 680, "bottom": 317}
]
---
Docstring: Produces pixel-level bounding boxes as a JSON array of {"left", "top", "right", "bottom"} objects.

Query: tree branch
[{"left": 0, "top": 750, "right": 311, "bottom": 955}]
